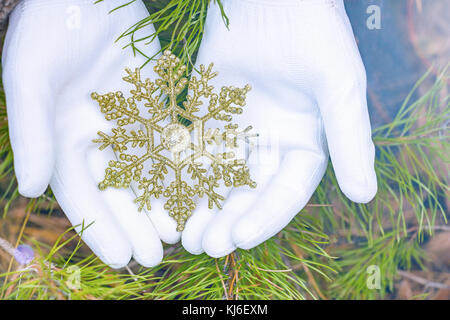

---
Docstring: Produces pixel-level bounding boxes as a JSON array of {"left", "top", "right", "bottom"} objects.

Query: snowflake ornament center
[
  {"left": 161, "top": 123, "right": 191, "bottom": 153},
  {"left": 91, "top": 50, "right": 257, "bottom": 231}
]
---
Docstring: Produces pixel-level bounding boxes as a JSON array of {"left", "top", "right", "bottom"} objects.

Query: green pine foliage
[{"left": 0, "top": 0, "right": 448, "bottom": 300}]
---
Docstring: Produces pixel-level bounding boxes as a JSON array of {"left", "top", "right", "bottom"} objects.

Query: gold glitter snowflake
[{"left": 91, "top": 50, "right": 257, "bottom": 231}]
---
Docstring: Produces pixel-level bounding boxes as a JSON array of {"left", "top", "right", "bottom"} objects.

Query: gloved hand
[
  {"left": 176, "top": 0, "right": 377, "bottom": 257},
  {"left": 2, "top": 0, "right": 166, "bottom": 268}
]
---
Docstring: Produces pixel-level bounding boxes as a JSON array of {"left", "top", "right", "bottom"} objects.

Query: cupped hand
[
  {"left": 3, "top": 0, "right": 165, "bottom": 268},
  {"left": 178, "top": 0, "right": 377, "bottom": 257}
]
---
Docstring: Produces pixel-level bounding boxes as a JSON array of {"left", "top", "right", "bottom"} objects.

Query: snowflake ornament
[{"left": 91, "top": 50, "right": 257, "bottom": 231}]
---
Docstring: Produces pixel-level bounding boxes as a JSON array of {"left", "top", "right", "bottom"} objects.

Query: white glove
[
  {"left": 2, "top": 0, "right": 165, "bottom": 268},
  {"left": 177, "top": 0, "right": 378, "bottom": 257}
]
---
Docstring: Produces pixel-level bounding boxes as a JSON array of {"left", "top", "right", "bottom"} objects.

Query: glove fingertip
[
  {"left": 339, "top": 171, "right": 378, "bottom": 204},
  {"left": 14, "top": 152, "right": 54, "bottom": 198},
  {"left": 16, "top": 168, "right": 51, "bottom": 198},
  {"left": 17, "top": 181, "right": 47, "bottom": 198},
  {"left": 232, "top": 217, "right": 260, "bottom": 251},
  {"left": 102, "top": 251, "right": 133, "bottom": 270},
  {"left": 133, "top": 248, "right": 164, "bottom": 268}
]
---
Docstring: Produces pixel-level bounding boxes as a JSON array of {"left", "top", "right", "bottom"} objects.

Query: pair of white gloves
[{"left": 3, "top": 0, "right": 377, "bottom": 268}]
